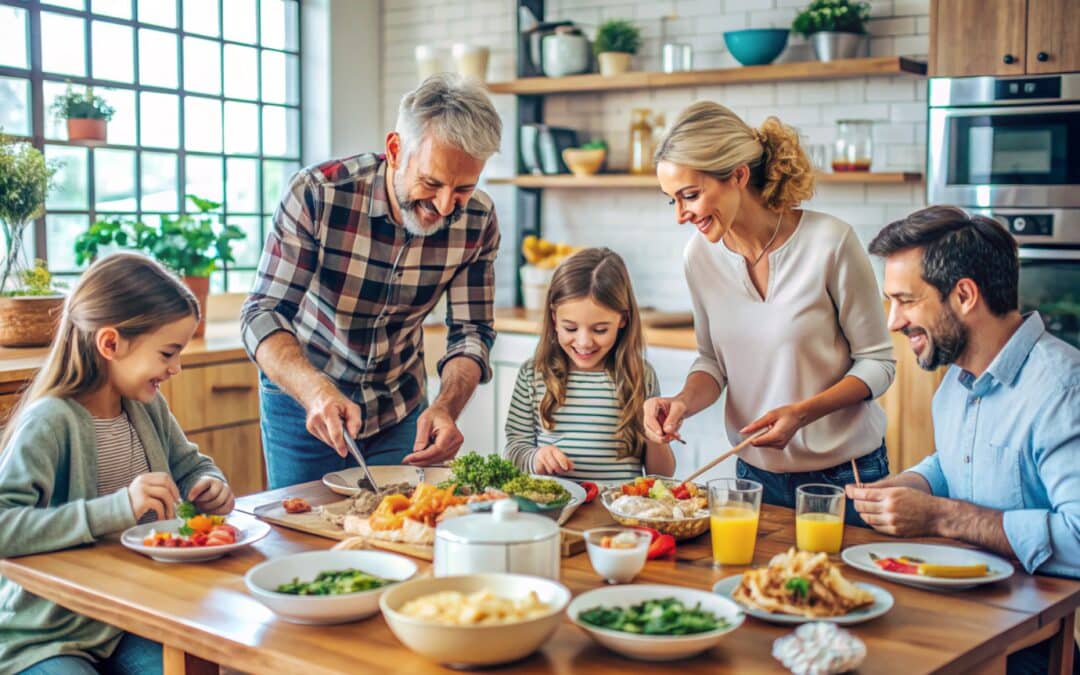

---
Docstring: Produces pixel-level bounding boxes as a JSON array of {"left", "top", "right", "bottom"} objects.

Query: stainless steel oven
[
  {"left": 972, "top": 208, "right": 1080, "bottom": 348},
  {"left": 928, "top": 73, "right": 1080, "bottom": 208}
]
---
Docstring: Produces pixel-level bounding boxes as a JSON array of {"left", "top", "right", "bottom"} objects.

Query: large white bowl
[
  {"left": 567, "top": 584, "right": 745, "bottom": 661},
  {"left": 244, "top": 550, "right": 418, "bottom": 624},
  {"left": 379, "top": 573, "right": 571, "bottom": 666}
]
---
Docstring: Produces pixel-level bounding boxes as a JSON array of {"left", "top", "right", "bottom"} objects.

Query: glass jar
[
  {"left": 629, "top": 108, "right": 655, "bottom": 175},
  {"left": 832, "top": 119, "right": 873, "bottom": 172}
]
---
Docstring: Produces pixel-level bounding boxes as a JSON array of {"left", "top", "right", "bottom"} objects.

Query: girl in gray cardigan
[{"left": 0, "top": 253, "right": 234, "bottom": 675}]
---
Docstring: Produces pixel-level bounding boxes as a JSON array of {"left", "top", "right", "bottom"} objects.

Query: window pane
[
  {"left": 94, "top": 148, "right": 137, "bottom": 212},
  {"left": 226, "top": 215, "right": 260, "bottom": 267},
  {"left": 224, "top": 101, "right": 258, "bottom": 154},
  {"left": 46, "top": 214, "right": 90, "bottom": 272},
  {"left": 184, "top": 0, "right": 219, "bottom": 38},
  {"left": 184, "top": 96, "right": 222, "bottom": 152},
  {"left": 42, "top": 12, "right": 86, "bottom": 77},
  {"left": 260, "top": 0, "right": 298, "bottom": 51},
  {"left": 184, "top": 37, "right": 221, "bottom": 95},
  {"left": 138, "top": 29, "right": 178, "bottom": 89},
  {"left": 43, "top": 0, "right": 84, "bottom": 9},
  {"left": 223, "top": 0, "right": 256, "bottom": 44},
  {"left": 223, "top": 44, "right": 258, "bottom": 100},
  {"left": 43, "top": 80, "right": 69, "bottom": 139},
  {"left": 97, "top": 87, "right": 135, "bottom": 145},
  {"left": 226, "top": 158, "right": 258, "bottom": 212},
  {"left": 141, "top": 151, "right": 178, "bottom": 211},
  {"left": 262, "top": 160, "right": 297, "bottom": 212},
  {"left": 92, "top": 21, "right": 134, "bottom": 83},
  {"left": 224, "top": 269, "right": 256, "bottom": 293},
  {"left": 45, "top": 144, "right": 89, "bottom": 210},
  {"left": 260, "top": 50, "right": 298, "bottom": 104},
  {"left": 140, "top": 91, "right": 179, "bottom": 148},
  {"left": 185, "top": 155, "right": 223, "bottom": 206},
  {"left": 92, "top": 0, "right": 131, "bottom": 19},
  {"left": 138, "top": 0, "right": 176, "bottom": 28},
  {"left": 0, "top": 6, "right": 29, "bottom": 70},
  {"left": 0, "top": 76, "right": 31, "bottom": 137},
  {"left": 262, "top": 105, "right": 298, "bottom": 158}
]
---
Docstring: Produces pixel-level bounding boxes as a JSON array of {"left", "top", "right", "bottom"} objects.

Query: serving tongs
[{"left": 341, "top": 421, "right": 381, "bottom": 496}]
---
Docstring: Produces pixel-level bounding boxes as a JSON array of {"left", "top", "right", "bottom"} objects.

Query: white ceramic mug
[{"left": 451, "top": 43, "right": 490, "bottom": 82}]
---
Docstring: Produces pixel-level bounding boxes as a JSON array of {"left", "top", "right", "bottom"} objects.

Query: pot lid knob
[{"left": 492, "top": 498, "right": 518, "bottom": 521}]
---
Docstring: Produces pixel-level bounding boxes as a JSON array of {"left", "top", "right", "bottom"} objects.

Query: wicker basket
[
  {"left": 599, "top": 484, "right": 711, "bottom": 541},
  {"left": 0, "top": 295, "right": 65, "bottom": 348}
]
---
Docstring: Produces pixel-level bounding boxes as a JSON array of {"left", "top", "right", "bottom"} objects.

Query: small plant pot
[
  {"left": 67, "top": 118, "right": 107, "bottom": 145},
  {"left": 183, "top": 275, "right": 210, "bottom": 338},
  {"left": 597, "top": 51, "right": 632, "bottom": 77},
  {"left": 0, "top": 295, "right": 65, "bottom": 348},
  {"left": 561, "top": 148, "right": 606, "bottom": 176},
  {"left": 810, "top": 31, "right": 865, "bottom": 62}
]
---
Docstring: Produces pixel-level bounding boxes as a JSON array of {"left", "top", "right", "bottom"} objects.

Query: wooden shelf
[
  {"left": 488, "top": 172, "right": 923, "bottom": 189},
  {"left": 487, "top": 56, "right": 927, "bottom": 95}
]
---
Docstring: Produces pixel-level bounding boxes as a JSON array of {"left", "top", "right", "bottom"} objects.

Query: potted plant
[
  {"left": 50, "top": 84, "right": 115, "bottom": 145},
  {"left": 792, "top": 0, "right": 871, "bottom": 62},
  {"left": 593, "top": 19, "right": 642, "bottom": 77},
  {"left": 0, "top": 132, "right": 62, "bottom": 347},
  {"left": 74, "top": 195, "right": 245, "bottom": 338}
]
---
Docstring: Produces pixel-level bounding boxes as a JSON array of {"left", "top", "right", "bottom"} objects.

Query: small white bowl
[
  {"left": 244, "top": 550, "right": 417, "bottom": 624},
  {"left": 568, "top": 584, "right": 745, "bottom": 661},
  {"left": 379, "top": 573, "right": 571, "bottom": 667},
  {"left": 585, "top": 528, "right": 650, "bottom": 584}
]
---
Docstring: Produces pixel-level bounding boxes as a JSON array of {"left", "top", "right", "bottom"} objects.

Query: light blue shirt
[{"left": 909, "top": 313, "right": 1080, "bottom": 578}]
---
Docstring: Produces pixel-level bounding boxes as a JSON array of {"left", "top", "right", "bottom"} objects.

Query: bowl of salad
[
  {"left": 567, "top": 584, "right": 744, "bottom": 660},
  {"left": 245, "top": 550, "right": 417, "bottom": 624},
  {"left": 600, "top": 476, "right": 710, "bottom": 540}
]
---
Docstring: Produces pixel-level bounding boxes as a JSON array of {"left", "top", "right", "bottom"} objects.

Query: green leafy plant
[
  {"left": 0, "top": 131, "right": 59, "bottom": 296},
  {"left": 792, "top": 0, "right": 871, "bottom": 36},
  {"left": 581, "top": 138, "right": 608, "bottom": 150},
  {"left": 49, "top": 83, "right": 116, "bottom": 121},
  {"left": 593, "top": 19, "right": 642, "bottom": 55},
  {"left": 74, "top": 194, "right": 245, "bottom": 278}
]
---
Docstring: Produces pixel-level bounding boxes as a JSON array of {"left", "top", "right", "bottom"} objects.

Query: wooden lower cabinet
[{"left": 187, "top": 422, "right": 266, "bottom": 497}]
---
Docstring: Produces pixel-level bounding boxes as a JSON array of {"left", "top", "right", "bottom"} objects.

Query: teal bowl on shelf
[{"left": 723, "top": 28, "right": 790, "bottom": 66}]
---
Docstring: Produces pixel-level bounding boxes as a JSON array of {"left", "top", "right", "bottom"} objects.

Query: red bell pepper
[
  {"left": 633, "top": 526, "right": 676, "bottom": 560},
  {"left": 580, "top": 481, "right": 599, "bottom": 503},
  {"left": 671, "top": 483, "right": 690, "bottom": 500},
  {"left": 873, "top": 556, "right": 919, "bottom": 575}
]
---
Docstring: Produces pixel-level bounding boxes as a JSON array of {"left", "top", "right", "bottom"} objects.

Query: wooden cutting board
[{"left": 253, "top": 498, "right": 587, "bottom": 559}]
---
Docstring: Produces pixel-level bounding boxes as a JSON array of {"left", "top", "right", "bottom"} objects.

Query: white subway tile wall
[{"left": 381, "top": 0, "right": 931, "bottom": 309}]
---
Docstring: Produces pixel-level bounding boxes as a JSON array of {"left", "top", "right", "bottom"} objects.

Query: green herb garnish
[
  {"left": 578, "top": 597, "right": 728, "bottom": 635},
  {"left": 275, "top": 569, "right": 393, "bottom": 596},
  {"left": 177, "top": 501, "right": 198, "bottom": 520},
  {"left": 785, "top": 576, "right": 810, "bottom": 599},
  {"left": 444, "top": 452, "right": 522, "bottom": 494}
]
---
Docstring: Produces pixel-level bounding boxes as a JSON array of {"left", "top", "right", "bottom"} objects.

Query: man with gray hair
[{"left": 241, "top": 74, "right": 503, "bottom": 488}]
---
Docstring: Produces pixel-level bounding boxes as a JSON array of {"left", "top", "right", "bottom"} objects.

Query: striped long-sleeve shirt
[
  {"left": 240, "top": 153, "right": 500, "bottom": 439},
  {"left": 502, "top": 360, "right": 659, "bottom": 481}
]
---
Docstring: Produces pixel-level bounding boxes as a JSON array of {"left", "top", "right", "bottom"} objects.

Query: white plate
[
  {"left": 567, "top": 584, "right": 744, "bottom": 661},
  {"left": 841, "top": 543, "right": 1015, "bottom": 590},
  {"left": 121, "top": 513, "right": 271, "bottom": 563},
  {"left": 326, "top": 466, "right": 586, "bottom": 525},
  {"left": 713, "top": 574, "right": 893, "bottom": 625}
]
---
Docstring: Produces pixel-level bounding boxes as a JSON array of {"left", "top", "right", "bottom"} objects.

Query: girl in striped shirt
[{"left": 503, "top": 248, "right": 675, "bottom": 482}]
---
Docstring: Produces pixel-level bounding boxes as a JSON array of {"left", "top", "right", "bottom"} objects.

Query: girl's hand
[
  {"left": 187, "top": 476, "right": 235, "bottom": 515},
  {"left": 127, "top": 472, "right": 181, "bottom": 521},
  {"left": 534, "top": 445, "right": 574, "bottom": 475},
  {"left": 643, "top": 396, "right": 687, "bottom": 444},
  {"left": 740, "top": 404, "right": 808, "bottom": 450}
]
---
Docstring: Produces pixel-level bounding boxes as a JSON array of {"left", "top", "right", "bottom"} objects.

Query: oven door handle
[
  {"left": 935, "top": 103, "right": 1080, "bottom": 117},
  {"left": 1019, "top": 248, "right": 1080, "bottom": 261}
]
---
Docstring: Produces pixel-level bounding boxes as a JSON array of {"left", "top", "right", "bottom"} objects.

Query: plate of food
[
  {"left": 567, "top": 584, "right": 744, "bottom": 661},
  {"left": 713, "top": 548, "right": 893, "bottom": 625},
  {"left": 599, "top": 476, "right": 709, "bottom": 540},
  {"left": 121, "top": 503, "right": 270, "bottom": 563},
  {"left": 841, "top": 543, "right": 1014, "bottom": 590},
  {"left": 322, "top": 465, "right": 421, "bottom": 497}
]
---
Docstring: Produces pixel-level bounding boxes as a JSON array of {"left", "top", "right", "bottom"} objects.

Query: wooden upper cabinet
[
  {"left": 1026, "top": 0, "right": 1080, "bottom": 74},
  {"left": 930, "top": 0, "right": 1028, "bottom": 77}
]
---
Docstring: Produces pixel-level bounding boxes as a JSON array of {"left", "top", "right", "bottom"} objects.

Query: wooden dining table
[{"left": 2, "top": 479, "right": 1077, "bottom": 675}]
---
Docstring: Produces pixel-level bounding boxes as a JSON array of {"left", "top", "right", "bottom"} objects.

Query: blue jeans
[
  {"left": 259, "top": 372, "right": 425, "bottom": 489},
  {"left": 19, "top": 633, "right": 161, "bottom": 675},
  {"left": 736, "top": 443, "right": 890, "bottom": 528}
]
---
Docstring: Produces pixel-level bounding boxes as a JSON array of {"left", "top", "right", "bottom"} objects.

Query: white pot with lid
[{"left": 434, "top": 499, "right": 560, "bottom": 580}]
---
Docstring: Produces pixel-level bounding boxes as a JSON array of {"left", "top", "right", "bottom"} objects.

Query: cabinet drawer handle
[
  {"left": 1003, "top": 54, "right": 1016, "bottom": 65},
  {"left": 211, "top": 384, "right": 255, "bottom": 393},
  {"left": 1037, "top": 51, "right": 1049, "bottom": 62}
]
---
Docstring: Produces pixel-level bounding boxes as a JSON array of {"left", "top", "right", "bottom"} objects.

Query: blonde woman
[{"left": 643, "top": 102, "right": 895, "bottom": 524}]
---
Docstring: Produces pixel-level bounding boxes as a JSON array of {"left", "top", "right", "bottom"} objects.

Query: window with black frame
[{"left": 0, "top": 0, "right": 301, "bottom": 292}]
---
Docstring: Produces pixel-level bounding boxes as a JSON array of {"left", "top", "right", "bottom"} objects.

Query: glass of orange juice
[
  {"left": 795, "top": 484, "right": 845, "bottom": 553},
  {"left": 708, "top": 479, "right": 762, "bottom": 566}
]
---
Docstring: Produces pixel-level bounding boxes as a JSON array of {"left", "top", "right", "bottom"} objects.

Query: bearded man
[{"left": 241, "top": 74, "right": 502, "bottom": 488}]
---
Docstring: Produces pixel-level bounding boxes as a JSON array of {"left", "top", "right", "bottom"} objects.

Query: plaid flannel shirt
[{"left": 240, "top": 153, "right": 499, "bottom": 438}]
